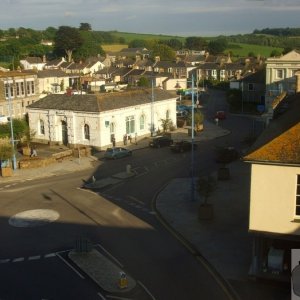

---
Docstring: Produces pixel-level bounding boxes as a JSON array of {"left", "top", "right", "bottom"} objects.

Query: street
[{"left": 0, "top": 89, "right": 260, "bottom": 300}]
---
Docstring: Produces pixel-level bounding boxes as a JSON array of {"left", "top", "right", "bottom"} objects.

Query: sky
[{"left": 1, "top": 0, "right": 300, "bottom": 37}]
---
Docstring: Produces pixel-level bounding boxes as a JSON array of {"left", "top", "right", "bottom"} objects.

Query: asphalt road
[{"left": 0, "top": 89, "right": 257, "bottom": 300}]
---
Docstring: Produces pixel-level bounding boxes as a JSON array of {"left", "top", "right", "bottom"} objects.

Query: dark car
[
  {"left": 170, "top": 140, "right": 198, "bottom": 153},
  {"left": 149, "top": 136, "right": 173, "bottom": 148},
  {"left": 215, "top": 146, "right": 239, "bottom": 164}
]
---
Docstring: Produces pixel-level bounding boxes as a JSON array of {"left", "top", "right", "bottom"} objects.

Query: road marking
[
  {"left": 97, "top": 292, "right": 107, "bottom": 300},
  {"left": 0, "top": 259, "right": 10, "bottom": 264},
  {"left": 96, "top": 244, "right": 123, "bottom": 268},
  {"left": 28, "top": 255, "right": 41, "bottom": 260},
  {"left": 138, "top": 281, "right": 156, "bottom": 300},
  {"left": 12, "top": 257, "right": 24, "bottom": 263},
  {"left": 127, "top": 196, "right": 144, "bottom": 205},
  {"left": 44, "top": 253, "right": 56, "bottom": 258},
  {"left": 106, "top": 296, "right": 133, "bottom": 300},
  {"left": 56, "top": 252, "right": 85, "bottom": 279}
]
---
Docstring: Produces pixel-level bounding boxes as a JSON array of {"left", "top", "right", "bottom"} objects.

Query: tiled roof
[
  {"left": 27, "top": 88, "right": 175, "bottom": 113},
  {"left": 24, "top": 57, "right": 43, "bottom": 64},
  {"left": 243, "top": 93, "right": 300, "bottom": 164}
]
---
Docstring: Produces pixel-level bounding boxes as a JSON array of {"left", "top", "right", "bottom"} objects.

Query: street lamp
[
  {"left": 151, "top": 78, "right": 155, "bottom": 136},
  {"left": 6, "top": 81, "right": 17, "bottom": 170},
  {"left": 175, "top": 74, "right": 196, "bottom": 201}
]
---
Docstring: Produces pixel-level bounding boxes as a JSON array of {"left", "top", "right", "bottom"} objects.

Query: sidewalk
[{"left": 1, "top": 121, "right": 289, "bottom": 298}]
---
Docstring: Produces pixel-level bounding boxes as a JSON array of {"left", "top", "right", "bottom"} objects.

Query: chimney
[
  {"left": 42, "top": 55, "right": 46, "bottom": 63},
  {"left": 295, "top": 71, "right": 300, "bottom": 93},
  {"left": 155, "top": 56, "right": 160, "bottom": 63}
]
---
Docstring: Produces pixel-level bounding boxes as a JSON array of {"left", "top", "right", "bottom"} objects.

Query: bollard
[
  {"left": 126, "top": 164, "right": 131, "bottom": 174},
  {"left": 118, "top": 272, "right": 128, "bottom": 289}
]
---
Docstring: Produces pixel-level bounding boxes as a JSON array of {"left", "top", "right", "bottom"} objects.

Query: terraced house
[{"left": 0, "top": 71, "right": 39, "bottom": 119}]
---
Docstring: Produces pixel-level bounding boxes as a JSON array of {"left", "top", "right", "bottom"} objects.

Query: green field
[
  {"left": 225, "top": 42, "right": 283, "bottom": 58},
  {"left": 109, "top": 31, "right": 185, "bottom": 43}
]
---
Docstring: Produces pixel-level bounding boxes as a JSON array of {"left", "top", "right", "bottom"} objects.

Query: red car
[{"left": 215, "top": 111, "right": 226, "bottom": 120}]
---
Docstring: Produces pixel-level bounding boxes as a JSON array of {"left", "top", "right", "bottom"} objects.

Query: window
[
  {"left": 26, "top": 81, "right": 31, "bottom": 94},
  {"left": 110, "top": 122, "right": 115, "bottom": 134},
  {"left": 166, "top": 110, "right": 170, "bottom": 119},
  {"left": 39, "top": 120, "right": 45, "bottom": 135},
  {"left": 5, "top": 83, "right": 14, "bottom": 98},
  {"left": 139, "top": 114, "right": 145, "bottom": 130},
  {"left": 276, "top": 69, "right": 284, "bottom": 79},
  {"left": 248, "top": 83, "right": 254, "bottom": 91},
  {"left": 296, "top": 175, "right": 300, "bottom": 217},
  {"left": 84, "top": 124, "right": 90, "bottom": 140},
  {"left": 21, "top": 82, "right": 25, "bottom": 95},
  {"left": 126, "top": 116, "right": 135, "bottom": 134}
]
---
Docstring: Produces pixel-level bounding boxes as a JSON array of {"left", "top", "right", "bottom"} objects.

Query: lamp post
[
  {"left": 151, "top": 78, "right": 155, "bottom": 136},
  {"left": 6, "top": 81, "right": 17, "bottom": 170},
  {"left": 175, "top": 75, "right": 196, "bottom": 201}
]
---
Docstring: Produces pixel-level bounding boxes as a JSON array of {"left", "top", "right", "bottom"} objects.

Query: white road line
[
  {"left": 28, "top": 255, "right": 41, "bottom": 261},
  {"left": 138, "top": 280, "right": 156, "bottom": 300},
  {"left": 97, "top": 292, "right": 107, "bottom": 300},
  {"left": 44, "top": 253, "right": 56, "bottom": 258},
  {"left": 56, "top": 253, "right": 85, "bottom": 279},
  {"left": 12, "top": 257, "right": 24, "bottom": 263},
  {"left": 127, "top": 196, "right": 144, "bottom": 205},
  {"left": 96, "top": 244, "right": 123, "bottom": 268},
  {"left": 0, "top": 259, "right": 10, "bottom": 264},
  {"left": 106, "top": 296, "right": 133, "bottom": 300}
]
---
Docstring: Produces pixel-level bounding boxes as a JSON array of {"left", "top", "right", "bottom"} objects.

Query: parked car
[
  {"left": 215, "top": 110, "right": 226, "bottom": 120},
  {"left": 170, "top": 140, "right": 197, "bottom": 153},
  {"left": 215, "top": 146, "right": 239, "bottom": 164},
  {"left": 104, "top": 147, "right": 132, "bottom": 159},
  {"left": 149, "top": 136, "right": 173, "bottom": 148}
]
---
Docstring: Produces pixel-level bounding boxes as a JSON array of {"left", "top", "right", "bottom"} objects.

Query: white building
[{"left": 26, "top": 89, "right": 177, "bottom": 149}]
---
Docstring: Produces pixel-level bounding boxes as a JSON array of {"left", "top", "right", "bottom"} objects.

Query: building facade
[
  {"left": 0, "top": 71, "right": 39, "bottom": 119},
  {"left": 26, "top": 89, "right": 177, "bottom": 149}
]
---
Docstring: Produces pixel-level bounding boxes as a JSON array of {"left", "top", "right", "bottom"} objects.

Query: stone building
[{"left": 26, "top": 88, "right": 177, "bottom": 149}]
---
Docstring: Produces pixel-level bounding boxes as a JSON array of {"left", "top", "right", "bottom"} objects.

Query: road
[{"left": 0, "top": 89, "right": 256, "bottom": 300}]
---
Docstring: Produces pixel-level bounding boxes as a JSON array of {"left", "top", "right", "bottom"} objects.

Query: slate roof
[
  {"left": 243, "top": 93, "right": 300, "bottom": 165},
  {"left": 23, "top": 57, "right": 43, "bottom": 64},
  {"left": 37, "top": 69, "right": 68, "bottom": 78},
  {"left": 27, "top": 88, "right": 176, "bottom": 113}
]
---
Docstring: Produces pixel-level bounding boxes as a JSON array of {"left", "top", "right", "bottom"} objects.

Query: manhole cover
[{"left": 9, "top": 209, "right": 60, "bottom": 228}]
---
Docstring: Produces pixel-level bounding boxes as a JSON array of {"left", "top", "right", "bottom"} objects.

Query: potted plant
[
  {"left": 0, "top": 140, "right": 14, "bottom": 177},
  {"left": 22, "top": 128, "right": 36, "bottom": 156},
  {"left": 197, "top": 175, "right": 216, "bottom": 220}
]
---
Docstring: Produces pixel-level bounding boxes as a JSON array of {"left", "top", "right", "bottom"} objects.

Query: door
[{"left": 61, "top": 120, "right": 68, "bottom": 146}]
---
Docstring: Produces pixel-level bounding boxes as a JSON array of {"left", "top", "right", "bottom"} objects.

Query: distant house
[
  {"left": 36, "top": 69, "right": 70, "bottom": 94},
  {"left": 20, "top": 56, "right": 47, "bottom": 71},
  {"left": 26, "top": 88, "right": 177, "bottom": 149},
  {"left": 243, "top": 89, "right": 300, "bottom": 282},
  {"left": 239, "top": 69, "right": 266, "bottom": 105},
  {"left": 265, "top": 50, "right": 300, "bottom": 120}
]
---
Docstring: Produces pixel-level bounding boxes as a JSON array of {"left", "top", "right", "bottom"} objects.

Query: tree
[
  {"left": 54, "top": 26, "right": 83, "bottom": 62},
  {"left": 160, "top": 118, "right": 174, "bottom": 132},
  {"left": 137, "top": 77, "right": 150, "bottom": 87},
  {"left": 187, "top": 111, "right": 204, "bottom": 131},
  {"left": 207, "top": 38, "right": 228, "bottom": 54},
  {"left": 197, "top": 175, "right": 216, "bottom": 205},
  {"left": 128, "top": 39, "right": 147, "bottom": 48},
  {"left": 165, "top": 39, "right": 183, "bottom": 50},
  {"left": 151, "top": 43, "right": 175, "bottom": 61},
  {"left": 79, "top": 23, "right": 92, "bottom": 31},
  {"left": 185, "top": 37, "right": 207, "bottom": 50}
]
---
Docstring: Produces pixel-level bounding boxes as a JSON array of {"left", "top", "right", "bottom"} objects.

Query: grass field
[
  {"left": 102, "top": 44, "right": 127, "bottom": 52},
  {"left": 225, "top": 43, "right": 283, "bottom": 58}
]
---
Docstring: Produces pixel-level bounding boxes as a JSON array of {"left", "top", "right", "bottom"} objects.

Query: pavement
[{"left": 0, "top": 120, "right": 290, "bottom": 299}]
